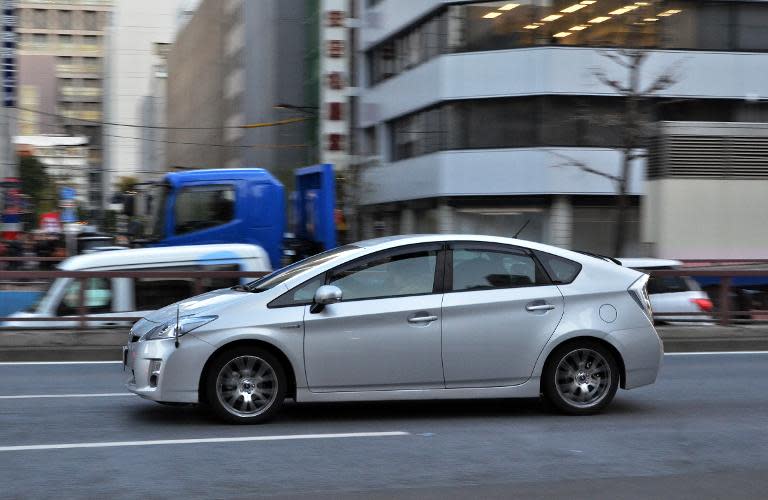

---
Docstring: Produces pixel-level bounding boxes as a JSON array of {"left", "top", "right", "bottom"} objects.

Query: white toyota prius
[{"left": 124, "top": 235, "right": 662, "bottom": 423}]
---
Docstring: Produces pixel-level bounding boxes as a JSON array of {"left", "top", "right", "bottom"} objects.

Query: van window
[
  {"left": 135, "top": 279, "right": 194, "bottom": 311},
  {"left": 174, "top": 185, "right": 235, "bottom": 235},
  {"left": 132, "top": 263, "right": 241, "bottom": 311},
  {"left": 57, "top": 278, "right": 113, "bottom": 316},
  {"left": 200, "top": 263, "right": 241, "bottom": 291}
]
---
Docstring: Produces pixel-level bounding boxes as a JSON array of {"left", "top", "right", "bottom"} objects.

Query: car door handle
[
  {"left": 526, "top": 304, "right": 555, "bottom": 312},
  {"left": 408, "top": 315, "right": 438, "bottom": 324}
]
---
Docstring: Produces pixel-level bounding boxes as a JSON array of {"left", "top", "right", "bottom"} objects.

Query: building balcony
[{"left": 359, "top": 147, "right": 645, "bottom": 206}]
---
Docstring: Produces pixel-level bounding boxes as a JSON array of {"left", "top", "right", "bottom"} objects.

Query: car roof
[
  {"left": 58, "top": 244, "right": 268, "bottom": 271},
  {"left": 618, "top": 258, "right": 683, "bottom": 269},
  {"left": 355, "top": 234, "right": 578, "bottom": 256}
]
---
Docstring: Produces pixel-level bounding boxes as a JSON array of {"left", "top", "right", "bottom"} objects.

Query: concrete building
[
  {"left": 138, "top": 43, "right": 170, "bottom": 182},
  {"left": 166, "top": 0, "right": 310, "bottom": 187},
  {"left": 16, "top": 0, "right": 113, "bottom": 210},
  {"left": 103, "top": 0, "right": 186, "bottom": 193},
  {"left": 15, "top": 135, "right": 89, "bottom": 206},
  {"left": 354, "top": 0, "right": 768, "bottom": 257}
]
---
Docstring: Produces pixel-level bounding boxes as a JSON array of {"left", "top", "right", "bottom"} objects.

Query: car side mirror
[{"left": 310, "top": 285, "right": 342, "bottom": 314}]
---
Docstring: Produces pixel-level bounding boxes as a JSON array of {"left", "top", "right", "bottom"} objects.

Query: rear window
[
  {"left": 534, "top": 251, "right": 582, "bottom": 284},
  {"left": 646, "top": 275, "right": 697, "bottom": 294}
]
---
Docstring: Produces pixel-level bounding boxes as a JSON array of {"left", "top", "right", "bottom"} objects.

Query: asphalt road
[{"left": 0, "top": 353, "right": 767, "bottom": 499}]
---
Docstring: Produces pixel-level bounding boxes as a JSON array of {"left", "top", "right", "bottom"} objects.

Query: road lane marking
[
  {"left": 664, "top": 351, "right": 768, "bottom": 356},
  {"left": 0, "top": 431, "right": 411, "bottom": 452},
  {"left": 0, "top": 393, "right": 134, "bottom": 400},
  {"left": 0, "top": 361, "right": 122, "bottom": 365}
]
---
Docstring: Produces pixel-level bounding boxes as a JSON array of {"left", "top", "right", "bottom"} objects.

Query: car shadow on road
[{"left": 127, "top": 396, "right": 655, "bottom": 426}]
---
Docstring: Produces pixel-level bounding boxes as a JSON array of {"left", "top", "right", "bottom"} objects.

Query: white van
[{"left": 4, "top": 244, "right": 271, "bottom": 328}]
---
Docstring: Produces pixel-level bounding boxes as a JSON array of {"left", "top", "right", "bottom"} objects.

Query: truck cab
[{"left": 146, "top": 169, "right": 286, "bottom": 267}]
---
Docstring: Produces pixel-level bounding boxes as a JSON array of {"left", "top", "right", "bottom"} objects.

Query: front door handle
[
  {"left": 526, "top": 304, "right": 555, "bottom": 312},
  {"left": 408, "top": 315, "right": 438, "bottom": 324}
]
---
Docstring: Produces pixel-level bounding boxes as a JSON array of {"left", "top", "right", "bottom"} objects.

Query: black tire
[
  {"left": 542, "top": 340, "right": 619, "bottom": 415},
  {"left": 205, "top": 347, "right": 287, "bottom": 424}
]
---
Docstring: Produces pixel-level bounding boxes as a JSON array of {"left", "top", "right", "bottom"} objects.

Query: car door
[
  {"left": 441, "top": 243, "right": 564, "bottom": 388},
  {"left": 303, "top": 244, "right": 445, "bottom": 392}
]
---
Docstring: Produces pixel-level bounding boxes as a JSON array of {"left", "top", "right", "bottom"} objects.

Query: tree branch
[
  {"left": 592, "top": 68, "right": 630, "bottom": 94},
  {"left": 547, "top": 150, "right": 622, "bottom": 183}
]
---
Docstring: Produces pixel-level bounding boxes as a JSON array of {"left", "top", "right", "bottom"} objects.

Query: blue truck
[{"left": 141, "top": 164, "right": 337, "bottom": 268}]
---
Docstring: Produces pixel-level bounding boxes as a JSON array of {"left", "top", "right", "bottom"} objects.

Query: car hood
[{"left": 142, "top": 289, "right": 257, "bottom": 325}]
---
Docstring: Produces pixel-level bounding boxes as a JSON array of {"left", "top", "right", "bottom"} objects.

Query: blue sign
[
  {"left": 59, "top": 186, "right": 76, "bottom": 200},
  {"left": 61, "top": 207, "right": 76, "bottom": 223}
]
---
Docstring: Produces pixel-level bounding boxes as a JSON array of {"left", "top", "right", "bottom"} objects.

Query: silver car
[{"left": 124, "top": 235, "right": 662, "bottom": 423}]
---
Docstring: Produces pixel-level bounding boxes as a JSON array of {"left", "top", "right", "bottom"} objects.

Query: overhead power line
[
  {"left": 15, "top": 106, "right": 309, "bottom": 130},
  {"left": 13, "top": 115, "right": 310, "bottom": 149}
]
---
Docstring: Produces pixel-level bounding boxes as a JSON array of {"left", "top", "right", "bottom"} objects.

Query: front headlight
[{"left": 143, "top": 315, "right": 218, "bottom": 341}]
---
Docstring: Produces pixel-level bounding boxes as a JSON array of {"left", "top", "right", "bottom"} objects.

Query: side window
[
  {"left": 534, "top": 251, "right": 582, "bottom": 285},
  {"left": 134, "top": 278, "right": 194, "bottom": 311},
  {"left": 451, "top": 247, "right": 549, "bottom": 292},
  {"left": 270, "top": 274, "right": 326, "bottom": 308},
  {"left": 58, "top": 278, "right": 113, "bottom": 316},
  {"left": 329, "top": 248, "right": 438, "bottom": 301},
  {"left": 174, "top": 184, "right": 235, "bottom": 235}
]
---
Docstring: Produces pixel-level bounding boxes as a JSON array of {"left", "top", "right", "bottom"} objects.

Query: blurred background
[{"left": 0, "top": 0, "right": 767, "bottom": 325}]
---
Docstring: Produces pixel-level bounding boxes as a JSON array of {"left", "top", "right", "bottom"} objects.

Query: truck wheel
[{"left": 206, "top": 347, "right": 286, "bottom": 424}]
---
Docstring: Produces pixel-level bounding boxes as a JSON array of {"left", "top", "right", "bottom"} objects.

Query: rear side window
[
  {"left": 534, "top": 251, "right": 582, "bottom": 284},
  {"left": 451, "top": 247, "right": 550, "bottom": 291}
]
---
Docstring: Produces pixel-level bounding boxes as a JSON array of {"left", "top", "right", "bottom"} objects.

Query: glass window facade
[
  {"left": 389, "top": 96, "right": 768, "bottom": 161},
  {"left": 368, "top": 1, "right": 768, "bottom": 86}
]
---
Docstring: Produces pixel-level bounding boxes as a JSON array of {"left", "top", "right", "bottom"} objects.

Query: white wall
[
  {"left": 105, "top": 0, "right": 186, "bottom": 186},
  {"left": 643, "top": 179, "right": 768, "bottom": 259},
  {"left": 360, "top": 147, "right": 645, "bottom": 205}
]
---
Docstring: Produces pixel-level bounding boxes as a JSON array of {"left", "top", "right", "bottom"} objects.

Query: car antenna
[
  {"left": 174, "top": 304, "right": 180, "bottom": 348},
  {"left": 513, "top": 219, "right": 531, "bottom": 239}
]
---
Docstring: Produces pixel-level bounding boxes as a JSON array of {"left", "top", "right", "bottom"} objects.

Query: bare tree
[{"left": 552, "top": 45, "right": 680, "bottom": 256}]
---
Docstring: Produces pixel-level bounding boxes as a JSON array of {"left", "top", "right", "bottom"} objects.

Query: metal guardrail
[
  {"left": 0, "top": 264, "right": 765, "bottom": 328},
  {"left": 650, "top": 269, "right": 768, "bottom": 326}
]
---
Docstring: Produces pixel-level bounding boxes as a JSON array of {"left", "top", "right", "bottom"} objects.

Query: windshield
[
  {"left": 147, "top": 183, "right": 169, "bottom": 241},
  {"left": 246, "top": 245, "right": 360, "bottom": 292}
]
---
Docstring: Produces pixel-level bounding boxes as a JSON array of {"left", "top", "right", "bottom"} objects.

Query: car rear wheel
[
  {"left": 206, "top": 348, "right": 286, "bottom": 424},
  {"left": 542, "top": 341, "right": 619, "bottom": 415}
]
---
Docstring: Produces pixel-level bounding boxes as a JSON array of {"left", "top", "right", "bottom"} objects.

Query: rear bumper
[{"left": 608, "top": 325, "right": 664, "bottom": 390}]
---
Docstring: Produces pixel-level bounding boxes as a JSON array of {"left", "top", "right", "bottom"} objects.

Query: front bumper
[{"left": 124, "top": 334, "right": 215, "bottom": 404}]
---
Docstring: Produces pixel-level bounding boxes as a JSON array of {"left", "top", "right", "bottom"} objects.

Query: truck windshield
[
  {"left": 147, "top": 183, "right": 169, "bottom": 241},
  {"left": 246, "top": 245, "right": 360, "bottom": 292}
]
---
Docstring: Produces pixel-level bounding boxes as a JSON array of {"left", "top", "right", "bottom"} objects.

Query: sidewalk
[{"left": 1, "top": 326, "right": 767, "bottom": 362}]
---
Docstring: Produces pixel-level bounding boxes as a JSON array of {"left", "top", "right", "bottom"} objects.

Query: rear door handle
[
  {"left": 408, "top": 315, "right": 438, "bottom": 324},
  {"left": 526, "top": 304, "right": 555, "bottom": 312}
]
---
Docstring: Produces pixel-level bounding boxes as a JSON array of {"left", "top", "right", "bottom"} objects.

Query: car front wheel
[
  {"left": 542, "top": 341, "right": 619, "bottom": 415},
  {"left": 206, "top": 348, "right": 286, "bottom": 424}
]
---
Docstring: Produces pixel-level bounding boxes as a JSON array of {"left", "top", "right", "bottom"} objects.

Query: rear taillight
[
  {"left": 691, "top": 298, "right": 713, "bottom": 312},
  {"left": 628, "top": 274, "right": 653, "bottom": 320}
]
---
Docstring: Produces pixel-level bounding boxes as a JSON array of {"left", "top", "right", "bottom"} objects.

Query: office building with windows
[
  {"left": 354, "top": 0, "right": 768, "bottom": 257},
  {"left": 17, "top": 0, "right": 112, "bottom": 210}
]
